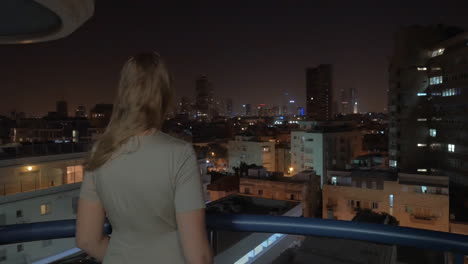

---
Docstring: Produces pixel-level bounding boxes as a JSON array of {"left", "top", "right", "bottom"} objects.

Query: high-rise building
[
  {"left": 350, "top": 88, "right": 358, "bottom": 114},
  {"left": 243, "top": 104, "right": 252, "bottom": 116},
  {"left": 225, "top": 98, "right": 233, "bottom": 117},
  {"left": 339, "top": 88, "right": 349, "bottom": 115},
  {"left": 306, "top": 64, "right": 333, "bottom": 120},
  {"left": 56, "top": 100, "right": 68, "bottom": 118},
  {"left": 388, "top": 25, "right": 468, "bottom": 218},
  {"left": 178, "top": 96, "right": 191, "bottom": 115},
  {"left": 195, "top": 75, "right": 214, "bottom": 118},
  {"left": 75, "top": 106, "right": 86, "bottom": 118},
  {"left": 389, "top": 25, "right": 468, "bottom": 220}
]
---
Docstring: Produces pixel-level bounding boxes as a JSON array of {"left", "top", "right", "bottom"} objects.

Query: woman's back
[{"left": 79, "top": 132, "right": 205, "bottom": 263}]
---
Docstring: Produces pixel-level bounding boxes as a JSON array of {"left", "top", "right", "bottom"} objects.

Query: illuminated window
[
  {"left": 67, "top": 165, "right": 84, "bottom": 183},
  {"left": 417, "top": 169, "right": 427, "bottom": 172},
  {"left": 417, "top": 118, "right": 427, "bottom": 122},
  {"left": 448, "top": 144, "right": 455, "bottom": 152},
  {"left": 417, "top": 92, "right": 427, "bottom": 96},
  {"left": 429, "top": 76, "right": 443, "bottom": 85},
  {"left": 389, "top": 194, "right": 394, "bottom": 208},
  {"left": 390, "top": 160, "right": 397, "bottom": 168},
  {"left": 417, "top": 67, "right": 427, "bottom": 71},
  {"left": 421, "top": 186, "right": 428, "bottom": 193},
  {"left": 429, "top": 129, "right": 437, "bottom": 137},
  {"left": 417, "top": 143, "right": 427, "bottom": 147},
  {"left": 431, "top": 48, "right": 445, "bottom": 57},
  {"left": 331, "top": 176, "right": 337, "bottom": 185},
  {"left": 40, "top": 204, "right": 51, "bottom": 215},
  {"left": 262, "top": 147, "right": 271, "bottom": 152}
]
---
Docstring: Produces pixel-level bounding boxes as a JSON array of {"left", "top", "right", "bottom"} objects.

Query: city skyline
[{"left": 1, "top": 1, "right": 468, "bottom": 116}]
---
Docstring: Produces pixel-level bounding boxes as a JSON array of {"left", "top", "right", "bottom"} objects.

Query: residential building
[
  {"left": 388, "top": 25, "right": 468, "bottom": 220},
  {"left": 228, "top": 136, "right": 276, "bottom": 172},
  {"left": 323, "top": 170, "right": 450, "bottom": 232},
  {"left": 291, "top": 121, "right": 362, "bottom": 186},
  {"left": 306, "top": 64, "right": 333, "bottom": 121},
  {"left": 239, "top": 170, "right": 320, "bottom": 217}
]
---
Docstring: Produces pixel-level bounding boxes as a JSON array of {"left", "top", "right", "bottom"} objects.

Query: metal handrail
[{"left": 0, "top": 214, "right": 467, "bottom": 261}]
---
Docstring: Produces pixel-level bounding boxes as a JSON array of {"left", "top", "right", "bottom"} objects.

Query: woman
[{"left": 76, "top": 52, "right": 213, "bottom": 264}]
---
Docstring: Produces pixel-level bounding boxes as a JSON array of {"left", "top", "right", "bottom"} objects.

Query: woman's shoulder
[{"left": 146, "top": 131, "right": 192, "bottom": 151}]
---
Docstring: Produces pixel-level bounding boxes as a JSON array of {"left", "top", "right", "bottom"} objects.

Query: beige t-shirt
[{"left": 79, "top": 132, "right": 205, "bottom": 263}]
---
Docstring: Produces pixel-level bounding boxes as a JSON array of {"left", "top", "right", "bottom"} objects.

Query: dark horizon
[{"left": 1, "top": 1, "right": 468, "bottom": 117}]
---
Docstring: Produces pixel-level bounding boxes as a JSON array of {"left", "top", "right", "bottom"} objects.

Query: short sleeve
[
  {"left": 79, "top": 170, "right": 101, "bottom": 202},
  {"left": 174, "top": 144, "right": 206, "bottom": 213}
]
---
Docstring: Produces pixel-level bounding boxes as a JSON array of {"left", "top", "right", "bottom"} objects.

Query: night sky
[{"left": 1, "top": 0, "right": 468, "bottom": 116}]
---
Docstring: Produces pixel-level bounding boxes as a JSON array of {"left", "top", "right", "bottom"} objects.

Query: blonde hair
[{"left": 85, "top": 52, "right": 173, "bottom": 171}]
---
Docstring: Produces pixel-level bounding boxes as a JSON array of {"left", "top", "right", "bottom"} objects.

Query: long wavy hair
[{"left": 85, "top": 52, "right": 173, "bottom": 171}]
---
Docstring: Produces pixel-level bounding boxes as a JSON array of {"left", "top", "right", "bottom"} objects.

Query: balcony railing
[{"left": 0, "top": 214, "right": 467, "bottom": 263}]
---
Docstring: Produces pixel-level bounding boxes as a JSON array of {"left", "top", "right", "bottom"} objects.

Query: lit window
[
  {"left": 389, "top": 194, "right": 394, "bottom": 208},
  {"left": 417, "top": 93, "right": 427, "bottom": 96},
  {"left": 431, "top": 48, "right": 445, "bottom": 57},
  {"left": 421, "top": 186, "right": 428, "bottom": 193},
  {"left": 390, "top": 160, "right": 397, "bottom": 168},
  {"left": 417, "top": 143, "right": 427, "bottom": 147},
  {"left": 448, "top": 144, "right": 455, "bottom": 153},
  {"left": 417, "top": 169, "right": 428, "bottom": 172},
  {"left": 262, "top": 147, "right": 271, "bottom": 152},
  {"left": 429, "top": 76, "right": 443, "bottom": 85},
  {"left": 417, "top": 67, "right": 427, "bottom": 71},
  {"left": 417, "top": 118, "right": 427, "bottom": 122},
  {"left": 40, "top": 204, "right": 51, "bottom": 215},
  {"left": 429, "top": 129, "right": 437, "bottom": 137},
  {"left": 430, "top": 143, "right": 441, "bottom": 150},
  {"left": 67, "top": 165, "right": 83, "bottom": 183}
]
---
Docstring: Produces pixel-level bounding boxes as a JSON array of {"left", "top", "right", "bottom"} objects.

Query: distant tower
[
  {"left": 195, "top": 75, "right": 214, "bottom": 118},
  {"left": 243, "top": 104, "right": 252, "bottom": 116},
  {"left": 350, "top": 88, "right": 358, "bottom": 114},
  {"left": 306, "top": 64, "right": 333, "bottom": 120},
  {"left": 339, "top": 88, "right": 349, "bottom": 115},
  {"left": 178, "top": 96, "right": 191, "bottom": 115},
  {"left": 225, "top": 98, "right": 233, "bottom": 117},
  {"left": 56, "top": 100, "right": 68, "bottom": 118},
  {"left": 75, "top": 105, "right": 87, "bottom": 118}
]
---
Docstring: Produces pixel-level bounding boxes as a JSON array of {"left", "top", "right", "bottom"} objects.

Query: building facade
[
  {"left": 323, "top": 170, "right": 450, "bottom": 232},
  {"left": 388, "top": 26, "right": 468, "bottom": 182},
  {"left": 228, "top": 136, "right": 276, "bottom": 172},
  {"left": 306, "top": 64, "right": 333, "bottom": 121},
  {"left": 291, "top": 121, "right": 362, "bottom": 186},
  {"left": 195, "top": 75, "right": 214, "bottom": 119},
  {"left": 239, "top": 170, "right": 320, "bottom": 217}
]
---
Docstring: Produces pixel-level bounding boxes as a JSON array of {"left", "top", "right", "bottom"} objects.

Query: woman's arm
[
  {"left": 75, "top": 198, "right": 110, "bottom": 262},
  {"left": 176, "top": 208, "right": 213, "bottom": 264}
]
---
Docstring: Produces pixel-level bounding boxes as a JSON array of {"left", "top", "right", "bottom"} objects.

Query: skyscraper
[
  {"left": 306, "top": 64, "right": 333, "bottom": 120},
  {"left": 339, "top": 88, "right": 349, "bottom": 115},
  {"left": 195, "top": 75, "right": 214, "bottom": 118},
  {"left": 225, "top": 98, "right": 233, "bottom": 117},
  {"left": 350, "top": 88, "right": 358, "bottom": 114},
  {"left": 56, "top": 100, "right": 68, "bottom": 118},
  {"left": 388, "top": 25, "right": 468, "bottom": 218},
  {"left": 178, "top": 96, "right": 191, "bottom": 115}
]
